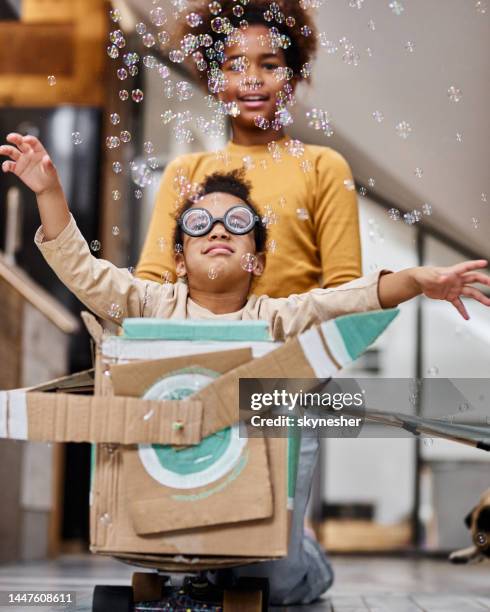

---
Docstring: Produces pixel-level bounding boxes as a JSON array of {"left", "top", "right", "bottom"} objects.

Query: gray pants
[{"left": 227, "top": 434, "right": 334, "bottom": 605}]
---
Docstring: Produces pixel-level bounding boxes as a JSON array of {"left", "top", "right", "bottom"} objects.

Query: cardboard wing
[{"left": 0, "top": 309, "right": 399, "bottom": 444}]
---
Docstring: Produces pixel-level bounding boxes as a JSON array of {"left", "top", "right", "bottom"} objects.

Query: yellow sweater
[{"left": 136, "top": 137, "right": 362, "bottom": 298}]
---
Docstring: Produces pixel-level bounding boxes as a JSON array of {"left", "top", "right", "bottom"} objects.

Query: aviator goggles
[{"left": 178, "top": 205, "right": 261, "bottom": 237}]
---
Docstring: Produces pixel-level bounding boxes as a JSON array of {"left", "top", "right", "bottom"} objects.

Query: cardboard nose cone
[{"left": 321, "top": 309, "right": 399, "bottom": 366}]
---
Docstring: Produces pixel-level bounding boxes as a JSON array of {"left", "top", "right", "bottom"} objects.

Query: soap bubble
[
  {"left": 71, "top": 132, "right": 83, "bottom": 145},
  {"left": 405, "top": 41, "right": 415, "bottom": 53},
  {"left": 372, "top": 110, "right": 384, "bottom": 123},
  {"left": 123, "top": 52, "right": 139, "bottom": 67},
  {"left": 241, "top": 253, "right": 258, "bottom": 272},
  {"left": 296, "top": 208, "right": 309, "bottom": 221},
  {"left": 344, "top": 179, "right": 355, "bottom": 191},
  {"left": 476, "top": 532, "right": 488, "bottom": 545},
  {"left": 403, "top": 212, "right": 416, "bottom": 225},
  {"left": 209, "top": 1, "right": 222, "bottom": 15},
  {"left": 459, "top": 402, "right": 470, "bottom": 412},
  {"left": 472, "top": 216, "right": 480, "bottom": 229},
  {"left": 456, "top": 132, "right": 463, "bottom": 143},
  {"left": 142, "top": 33, "right": 156, "bottom": 48},
  {"left": 301, "top": 160, "right": 313, "bottom": 173},
  {"left": 368, "top": 18, "right": 376, "bottom": 30},
  {"left": 395, "top": 120, "right": 412, "bottom": 139},
  {"left": 143, "top": 141, "right": 154, "bottom": 155},
  {"left": 134, "top": 189, "right": 143, "bottom": 199},
  {"left": 447, "top": 85, "right": 462, "bottom": 103},
  {"left": 107, "top": 45, "right": 119, "bottom": 59},
  {"left": 99, "top": 513, "right": 112, "bottom": 526},
  {"left": 414, "top": 167, "right": 423, "bottom": 178},
  {"left": 175, "top": 243, "right": 184, "bottom": 254},
  {"left": 131, "top": 162, "right": 153, "bottom": 188},
  {"left": 128, "top": 65, "right": 138, "bottom": 77},
  {"left": 116, "top": 68, "right": 128, "bottom": 80},
  {"left": 285, "top": 139, "right": 305, "bottom": 158},
  {"left": 143, "top": 409, "right": 155, "bottom": 421},
  {"left": 388, "top": 208, "right": 401, "bottom": 221},
  {"left": 475, "top": 1, "right": 487, "bottom": 13},
  {"left": 169, "top": 49, "right": 185, "bottom": 63},
  {"left": 136, "top": 22, "right": 146, "bottom": 35},
  {"left": 106, "top": 136, "right": 120, "bottom": 149},
  {"left": 108, "top": 303, "right": 123, "bottom": 319},
  {"left": 131, "top": 89, "right": 144, "bottom": 103},
  {"left": 306, "top": 108, "right": 333, "bottom": 136},
  {"left": 266, "top": 239, "right": 277, "bottom": 254},
  {"left": 319, "top": 35, "right": 338, "bottom": 54},
  {"left": 349, "top": 0, "right": 365, "bottom": 8},
  {"left": 358, "top": 186, "right": 367, "bottom": 197},
  {"left": 109, "top": 8, "right": 121, "bottom": 22},
  {"left": 90, "top": 240, "right": 101, "bottom": 252},
  {"left": 176, "top": 81, "right": 193, "bottom": 101},
  {"left": 112, "top": 226, "right": 120, "bottom": 236},
  {"left": 301, "top": 25, "right": 312, "bottom": 36},
  {"left": 481, "top": 192, "right": 487, "bottom": 203},
  {"left": 112, "top": 161, "right": 122, "bottom": 174},
  {"left": 422, "top": 203, "right": 432, "bottom": 216},
  {"left": 119, "top": 89, "right": 129, "bottom": 101},
  {"left": 254, "top": 116, "right": 270, "bottom": 130},
  {"left": 389, "top": 0, "right": 404, "bottom": 15},
  {"left": 112, "top": 190, "right": 121, "bottom": 201},
  {"left": 150, "top": 6, "right": 167, "bottom": 26},
  {"left": 120, "top": 130, "right": 131, "bottom": 143},
  {"left": 423, "top": 437, "right": 433, "bottom": 448},
  {"left": 110, "top": 113, "right": 120, "bottom": 125},
  {"left": 147, "top": 157, "right": 159, "bottom": 170},
  {"left": 368, "top": 177, "right": 376, "bottom": 188},
  {"left": 143, "top": 55, "right": 157, "bottom": 69},
  {"left": 186, "top": 12, "right": 203, "bottom": 27},
  {"left": 47, "top": 75, "right": 56, "bottom": 86},
  {"left": 208, "top": 266, "right": 219, "bottom": 280},
  {"left": 158, "top": 31, "right": 170, "bottom": 45},
  {"left": 427, "top": 366, "right": 439, "bottom": 376}
]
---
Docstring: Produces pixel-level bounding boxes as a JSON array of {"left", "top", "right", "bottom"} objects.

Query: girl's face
[
  {"left": 174, "top": 192, "right": 265, "bottom": 292},
  {"left": 219, "top": 24, "right": 294, "bottom": 130}
]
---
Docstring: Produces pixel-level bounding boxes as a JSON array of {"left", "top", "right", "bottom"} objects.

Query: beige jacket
[{"left": 35, "top": 216, "right": 386, "bottom": 342}]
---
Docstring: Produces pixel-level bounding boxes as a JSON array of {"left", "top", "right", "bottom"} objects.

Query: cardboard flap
[
  {"left": 0, "top": 391, "right": 202, "bottom": 445},
  {"left": 124, "top": 437, "right": 273, "bottom": 535}
]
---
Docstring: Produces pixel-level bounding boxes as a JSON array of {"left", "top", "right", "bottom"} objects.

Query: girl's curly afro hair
[{"left": 176, "top": 0, "right": 318, "bottom": 82}]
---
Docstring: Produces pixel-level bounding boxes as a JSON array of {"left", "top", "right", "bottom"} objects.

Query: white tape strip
[
  {"left": 8, "top": 390, "right": 28, "bottom": 440},
  {"left": 321, "top": 320, "right": 351, "bottom": 368},
  {"left": 0, "top": 392, "right": 7, "bottom": 438},
  {"left": 298, "top": 328, "right": 336, "bottom": 378}
]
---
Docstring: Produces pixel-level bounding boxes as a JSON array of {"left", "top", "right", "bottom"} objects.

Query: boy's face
[
  {"left": 174, "top": 192, "right": 265, "bottom": 292},
  {"left": 219, "top": 24, "right": 295, "bottom": 129}
]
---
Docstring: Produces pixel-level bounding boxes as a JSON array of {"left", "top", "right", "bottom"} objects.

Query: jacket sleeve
[
  {"left": 35, "top": 215, "right": 170, "bottom": 324},
  {"left": 135, "top": 156, "right": 191, "bottom": 283},
  {"left": 256, "top": 270, "right": 390, "bottom": 341},
  {"left": 313, "top": 149, "right": 363, "bottom": 287}
]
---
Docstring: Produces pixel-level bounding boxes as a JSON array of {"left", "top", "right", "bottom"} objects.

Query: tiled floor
[{"left": 0, "top": 553, "right": 488, "bottom": 611}]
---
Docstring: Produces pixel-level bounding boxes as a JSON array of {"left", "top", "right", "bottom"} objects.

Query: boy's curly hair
[
  {"left": 176, "top": 0, "right": 318, "bottom": 82},
  {"left": 173, "top": 168, "right": 268, "bottom": 253}
]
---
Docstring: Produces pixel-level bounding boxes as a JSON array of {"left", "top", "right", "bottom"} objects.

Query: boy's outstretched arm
[
  {"left": 0, "top": 133, "right": 70, "bottom": 240},
  {"left": 378, "top": 261, "right": 490, "bottom": 320},
  {"left": 1, "top": 133, "right": 176, "bottom": 323}
]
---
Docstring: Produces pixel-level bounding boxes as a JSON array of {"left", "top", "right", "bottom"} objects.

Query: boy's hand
[
  {"left": 0, "top": 133, "right": 60, "bottom": 195},
  {"left": 411, "top": 260, "right": 490, "bottom": 320}
]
